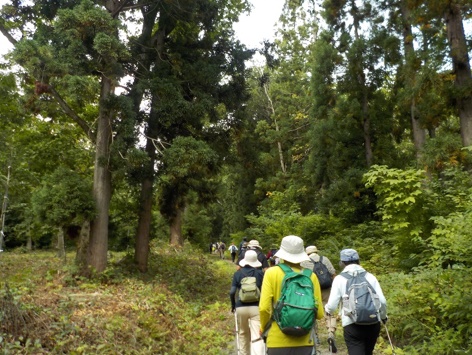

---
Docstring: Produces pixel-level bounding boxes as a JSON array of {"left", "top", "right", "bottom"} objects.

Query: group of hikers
[{"left": 228, "top": 235, "right": 388, "bottom": 355}]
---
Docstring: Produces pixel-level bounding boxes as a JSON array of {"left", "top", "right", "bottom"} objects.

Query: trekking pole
[
  {"left": 234, "top": 311, "right": 240, "bottom": 354},
  {"left": 383, "top": 321, "right": 396, "bottom": 355}
]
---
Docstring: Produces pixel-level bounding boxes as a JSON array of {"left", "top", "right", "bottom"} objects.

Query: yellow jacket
[{"left": 259, "top": 262, "right": 324, "bottom": 348}]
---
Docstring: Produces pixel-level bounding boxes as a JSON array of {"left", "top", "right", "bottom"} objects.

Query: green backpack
[{"left": 272, "top": 263, "right": 318, "bottom": 336}]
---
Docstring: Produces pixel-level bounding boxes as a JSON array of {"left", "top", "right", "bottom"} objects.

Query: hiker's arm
[
  {"left": 229, "top": 285, "right": 237, "bottom": 312},
  {"left": 311, "top": 274, "right": 325, "bottom": 320},
  {"left": 325, "top": 275, "right": 344, "bottom": 315},
  {"left": 259, "top": 269, "right": 275, "bottom": 332},
  {"left": 229, "top": 273, "right": 239, "bottom": 312}
]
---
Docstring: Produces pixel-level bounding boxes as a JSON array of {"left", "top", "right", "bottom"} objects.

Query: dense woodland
[{"left": 0, "top": 0, "right": 472, "bottom": 353}]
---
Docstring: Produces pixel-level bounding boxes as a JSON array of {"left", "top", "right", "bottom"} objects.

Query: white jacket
[{"left": 325, "top": 263, "right": 387, "bottom": 327}]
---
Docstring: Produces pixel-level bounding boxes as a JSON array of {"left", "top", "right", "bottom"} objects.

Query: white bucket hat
[
  {"left": 247, "top": 239, "right": 262, "bottom": 249},
  {"left": 239, "top": 250, "right": 262, "bottom": 268},
  {"left": 274, "top": 235, "right": 310, "bottom": 264},
  {"left": 305, "top": 245, "right": 318, "bottom": 255}
]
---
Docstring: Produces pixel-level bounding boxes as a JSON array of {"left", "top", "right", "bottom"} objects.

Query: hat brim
[
  {"left": 274, "top": 249, "right": 310, "bottom": 264},
  {"left": 239, "top": 259, "right": 262, "bottom": 268}
]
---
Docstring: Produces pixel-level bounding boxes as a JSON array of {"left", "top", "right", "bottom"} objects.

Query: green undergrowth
[{"left": 0, "top": 241, "right": 237, "bottom": 354}]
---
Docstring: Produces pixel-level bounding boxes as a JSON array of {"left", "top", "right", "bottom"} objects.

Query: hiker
[
  {"left": 229, "top": 242, "right": 238, "bottom": 263},
  {"left": 266, "top": 245, "right": 279, "bottom": 266},
  {"left": 218, "top": 241, "right": 226, "bottom": 259},
  {"left": 259, "top": 235, "right": 324, "bottom": 354},
  {"left": 305, "top": 245, "right": 338, "bottom": 352},
  {"left": 325, "top": 249, "right": 388, "bottom": 355},
  {"left": 237, "top": 239, "right": 270, "bottom": 272},
  {"left": 238, "top": 237, "right": 248, "bottom": 256},
  {"left": 230, "top": 250, "right": 265, "bottom": 355}
]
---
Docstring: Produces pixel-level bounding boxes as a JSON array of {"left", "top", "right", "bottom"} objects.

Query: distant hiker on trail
[
  {"left": 229, "top": 242, "right": 238, "bottom": 263},
  {"left": 237, "top": 239, "right": 269, "bottom": 272},
  {"left": 325, "top": 249, "right": 388, "bottom": 355},
  {"left": 218, "top": 241, "right": 226, "bottom": 259},
  {"left": 259, "top": 235, "right": 324, "bottom": 354},
  {"left": 304, "top": 245, "right": 337, "bottom": 352},
  {"left": 238, "top": 237, "right": 248, "bottom": 256},
  {"left": 230, "top": 250, "right": 265, "bottom": 355}
]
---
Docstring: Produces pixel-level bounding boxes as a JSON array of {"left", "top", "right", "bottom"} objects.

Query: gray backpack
[{"left": 341, "top": 271, "right": 381, "bottom": 324}]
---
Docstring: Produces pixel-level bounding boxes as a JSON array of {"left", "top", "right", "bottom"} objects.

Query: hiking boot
[{"left": 327, "top": 335, "right": 337, "bottom": 353}]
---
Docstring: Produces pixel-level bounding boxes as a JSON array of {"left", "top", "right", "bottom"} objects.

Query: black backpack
[{"left": 312, "top": 256, "right": 333, "bottom": 289}]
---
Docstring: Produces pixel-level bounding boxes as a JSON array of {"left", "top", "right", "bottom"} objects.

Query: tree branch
[
  {"left": 0, "top": 21, "right": 18, "bottom": 46},
  {"left": 49, "top": 86, "right": 96, "bottom": 144}
]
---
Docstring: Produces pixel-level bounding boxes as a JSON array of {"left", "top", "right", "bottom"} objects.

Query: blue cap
[{"left": 340, "top": 249, "right": 359, "bottom": 262}]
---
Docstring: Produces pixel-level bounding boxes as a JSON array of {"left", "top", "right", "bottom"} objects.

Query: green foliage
[
  {"left": 364, "top": 165, "right": 430, "bottom": 269},
  {"left": 31, "top": 166, "right": 95, "bottom": 228},
  {"left": 381, "top": 269, "right": 472, "bottom": 354}
]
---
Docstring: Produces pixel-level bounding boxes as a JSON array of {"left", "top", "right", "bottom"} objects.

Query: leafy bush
[{"left": 380, "top": 268, "right": 472, "bottom": 354}]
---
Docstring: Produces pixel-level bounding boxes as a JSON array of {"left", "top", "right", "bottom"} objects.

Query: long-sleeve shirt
[
  {"left": 325, "top": 263, "right": 387, "bottom": 327},
  {"left": 229, "top": 266, "right": 264, "bottom": 309},
  {"left": 259, "top": 262, "right": 324, "bottom": 348}
]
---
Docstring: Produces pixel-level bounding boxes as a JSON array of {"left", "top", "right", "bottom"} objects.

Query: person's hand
[
  {"left": 382, "top": 317, "right": 388, "bottom": 324},
  {"left": 231, "top": 307, "right": 236, "bottom": 313}
]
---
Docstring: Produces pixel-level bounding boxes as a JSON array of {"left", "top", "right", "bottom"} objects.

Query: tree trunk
[
  {"left": 76, "top": 220, "right": 90, "bottom": 270},
  {"left": 57, "top": 226, "right": 66, "bottom": 262},
  {"left": 263, "top": 82, "right": 286, "bottom": 174},
  {"left": 134, "top": 176, "right": 153, "bottom": 272},
  {"left": 26, "top": 235, "right": 32, "bottom": 251},
  {"left": 401, "top": 1, "right": 425, "bottom": 162},
  {"left": 445, "top": 4, "right": 472, "bottom": 147},
  {"left": 87, "top": 74, "right": 113, "bottom": 273},
  {"left": 169, "top": 206, "right": 184, "bottom": 246},
  {"left": 132, "top": 11, "right": 167, "bottom": 272},
  {"left": 362, "top": 94, "right": 373, "bottom": 167}
]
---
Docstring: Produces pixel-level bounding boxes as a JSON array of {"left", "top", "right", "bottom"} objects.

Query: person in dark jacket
[
  {"left": 230, "top": 250, "right": 265, "bottom": 355},
  {"left": 237, "top": 239, "right": 270, "bottom": 272}
]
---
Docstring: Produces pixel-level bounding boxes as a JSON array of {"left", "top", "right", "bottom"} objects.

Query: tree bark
[
  {"left": 57, "top": 226, "right": 66, "bottom": 262},
  {"left": 169, "top": 206, "right": 184, "bottom": 246},
  {"left": 263, "top": 82, "right": 286, "bottom": 174},
  {"left": 132, "top": 7, "right": 160, "bottom": 274},
  {"left": 445, "top": 4, "right": 472, "bottom": 147},
  {"left": 76, "top": 220, "right": 90, "bottom": 270},
  {"left": 134, "top": 172, "right": 153, "bottom": 272},
  {"left": 401, "top": 1, "right": 425, "bottom": 161},
  {"left": 87, "top": 74, "right": 113, "bottom": 273}
]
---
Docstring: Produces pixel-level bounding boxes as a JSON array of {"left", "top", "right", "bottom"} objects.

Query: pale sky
[{"left": 234, "top": 0, "right": 285, "bottom": 48}]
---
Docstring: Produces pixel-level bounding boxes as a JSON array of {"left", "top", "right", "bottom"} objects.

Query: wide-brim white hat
[
  {"left": 239, "top": 250, "right": 262, "bottom": 268},
  {"left": 305, "top": 245, "right": 317, "bottom": 255},
  {"left": 247, "top": 239, "right": 262, "bottom": 249},
  {"left": 274, "top": 235, "right": 310, "bottom": 264}
]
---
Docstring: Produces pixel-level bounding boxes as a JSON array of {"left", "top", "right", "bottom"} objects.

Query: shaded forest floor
[{"left": 0, "top": 244, "right": 390, "bottom": 354}]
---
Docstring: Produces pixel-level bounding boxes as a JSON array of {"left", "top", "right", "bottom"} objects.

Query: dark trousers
[{"left": 343, "top": 322, "right": 380, "bottom": 355}]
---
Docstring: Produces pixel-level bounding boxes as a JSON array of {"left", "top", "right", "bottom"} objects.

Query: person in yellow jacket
[{"left": 259, "top": 235, "right": 324, "bottom": 354}]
